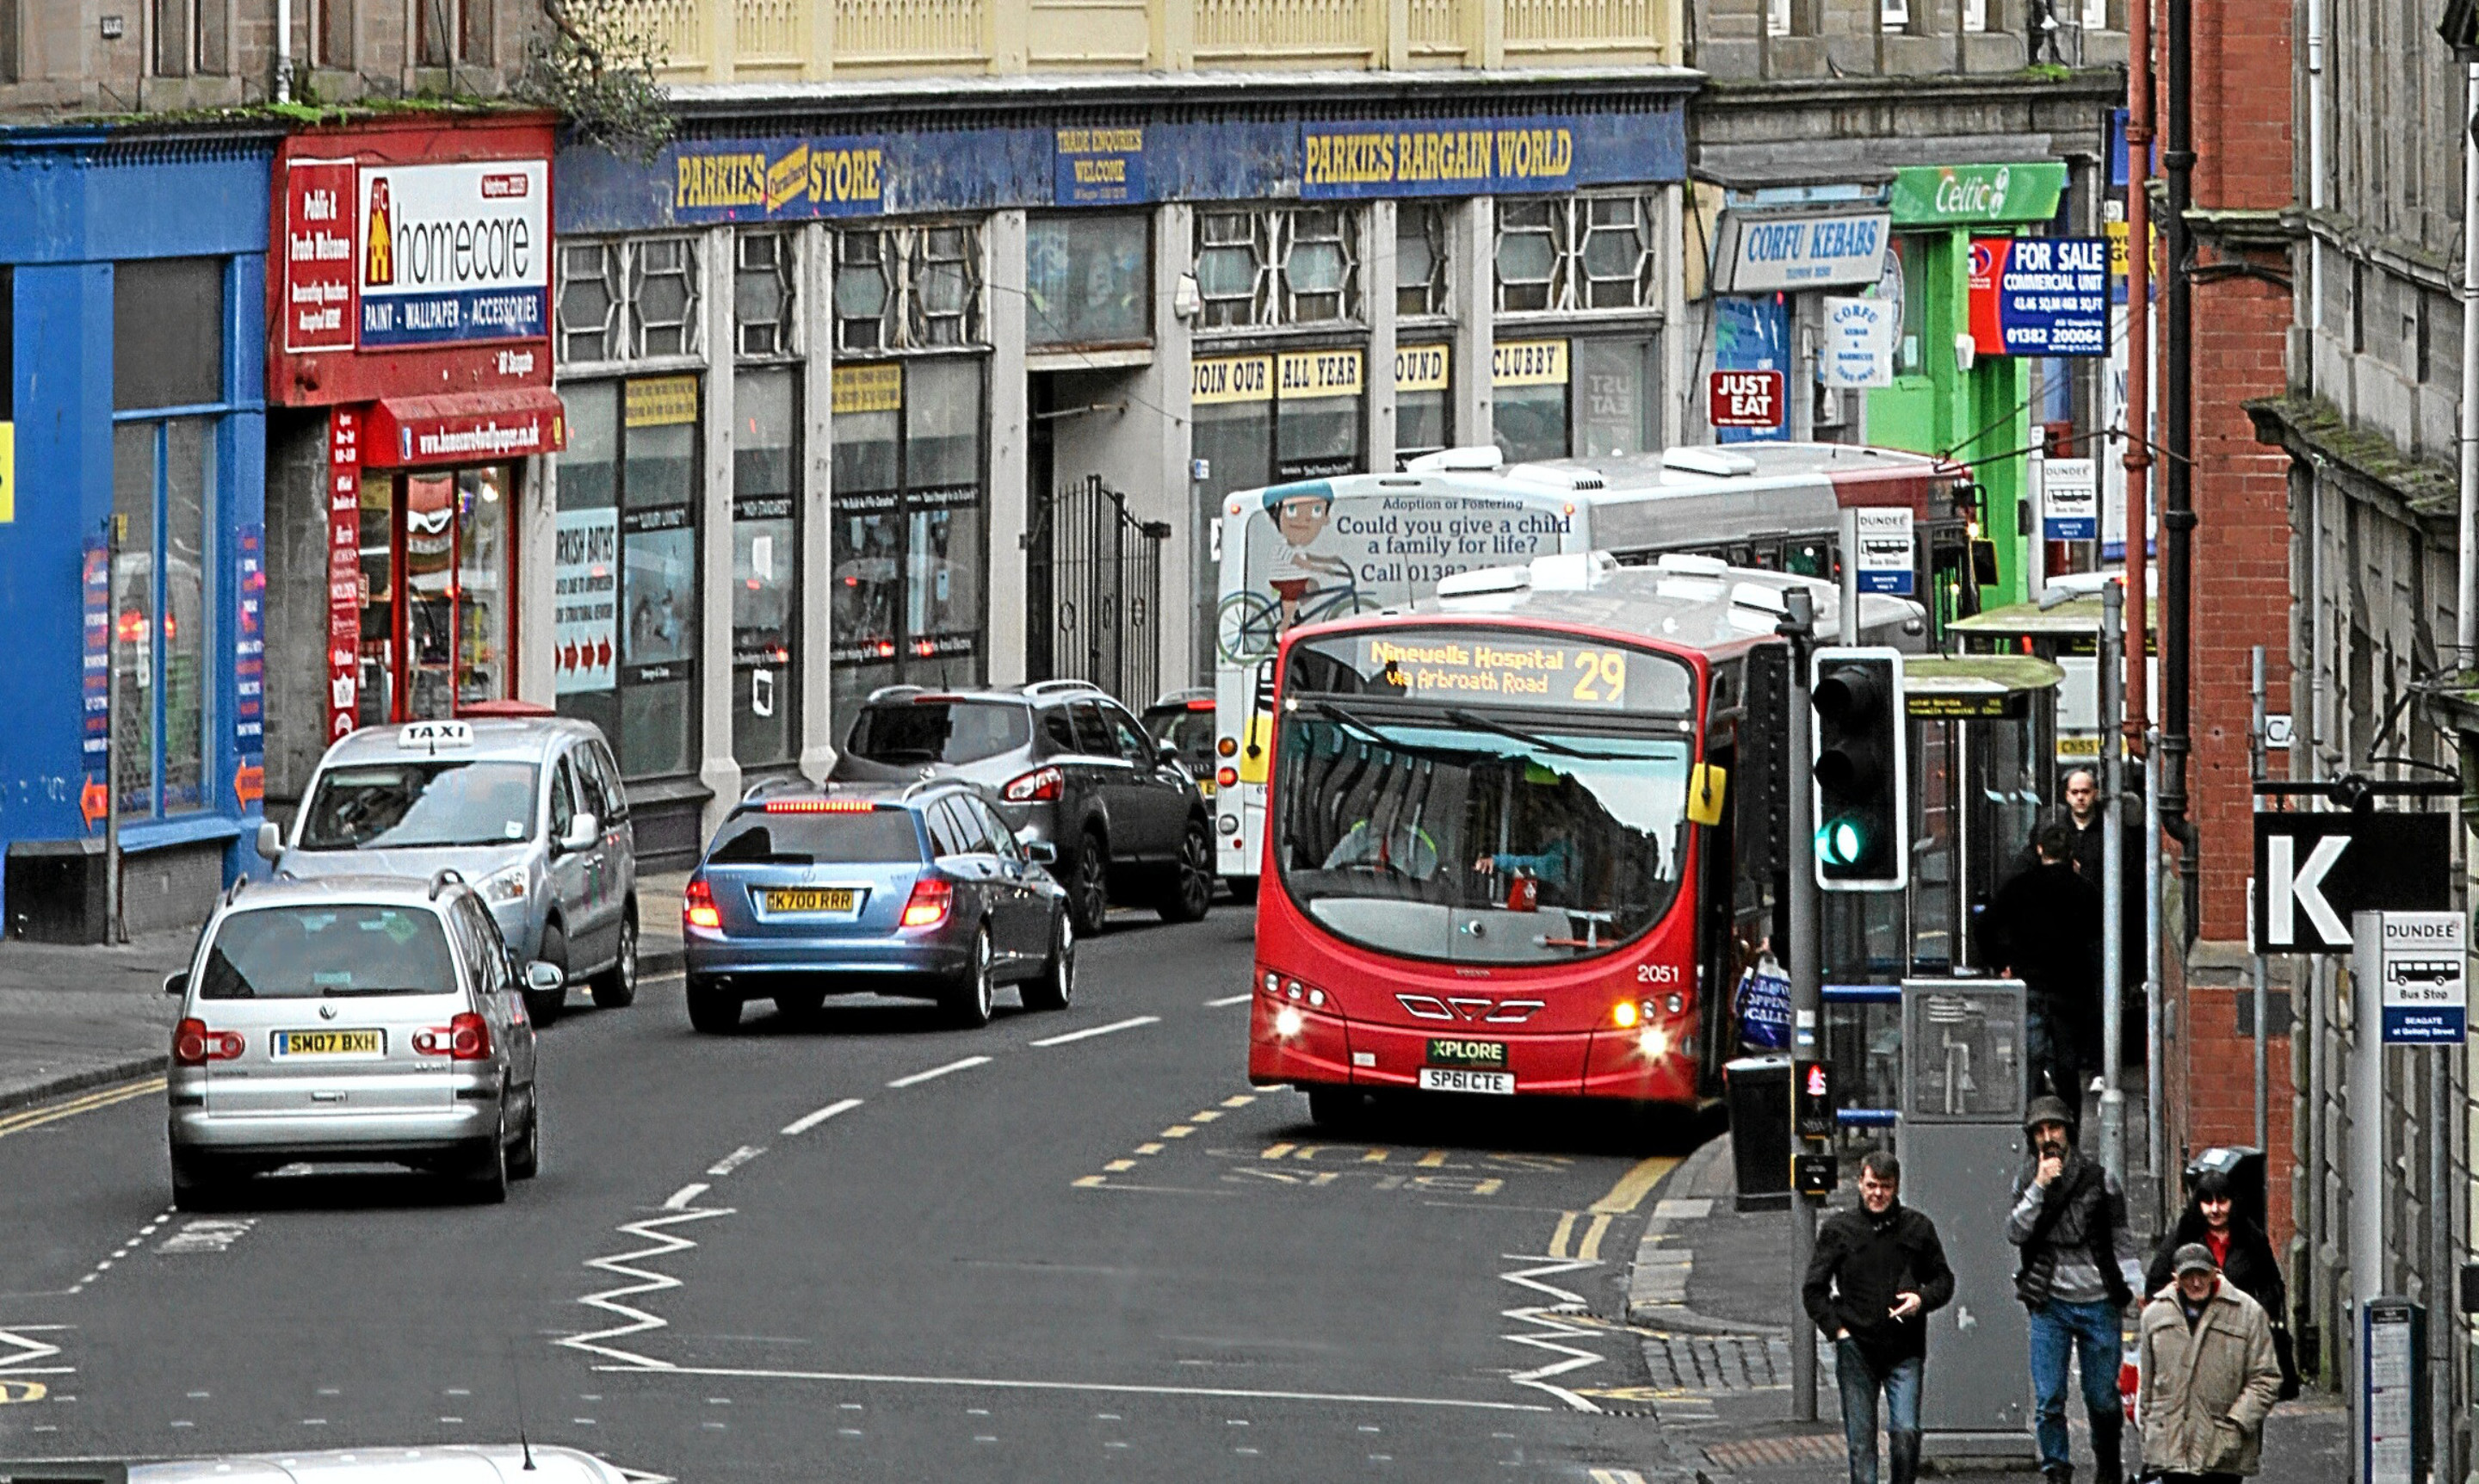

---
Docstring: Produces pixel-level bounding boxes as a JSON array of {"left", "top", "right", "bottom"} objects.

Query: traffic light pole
[{"left": 1780, "top": 587, "right": 1821, "bottom": 1424}]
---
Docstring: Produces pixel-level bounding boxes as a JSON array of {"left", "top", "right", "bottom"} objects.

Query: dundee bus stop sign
[{"left": 2353, "top": 911, "right": 2466, "bottom": 1046}]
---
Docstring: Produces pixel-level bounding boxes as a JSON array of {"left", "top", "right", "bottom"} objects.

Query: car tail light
[
  {"left": 764, "top": 799, "right": 875, "bottom": 813},
  {"left": 685, "top": 877, "right": 721, "bottom": 931},
  {"left": 172, "top": 1017, "right": 242, "bottom": 1066},
  {"left": 413, "top": 1013, "right": 494, "bottom": 1060},
  {"left": 1004, "top": 766, "right": 1063, "bottom": 802},
  {"left": 900, "top": 877, "right": 953, "bottom": 929}
]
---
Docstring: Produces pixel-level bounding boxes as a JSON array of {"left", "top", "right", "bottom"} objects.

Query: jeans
[
  {"left": 1834, "top": 1338, "right": 1923, "bottom": 1484},
  {"left": 2027, "top": 995, "right": 2085, "bottom": 1117},
  {"left": 2028, "top": 1298, "right": 2124, "bottom": 1475}
]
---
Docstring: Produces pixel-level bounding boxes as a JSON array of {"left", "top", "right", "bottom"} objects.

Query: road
[{"left": 0, "top": 903, "right": 1688, "bottom": 1482}]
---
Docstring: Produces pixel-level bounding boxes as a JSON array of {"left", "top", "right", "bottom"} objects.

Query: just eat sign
[{"left": 1709, "top": 369, "right": 1784, "bottom": 430}]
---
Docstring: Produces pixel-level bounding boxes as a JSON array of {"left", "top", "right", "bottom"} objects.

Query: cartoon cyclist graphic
[{"left": 1262, "top": 483, "right": 1357, "bottom": 629}]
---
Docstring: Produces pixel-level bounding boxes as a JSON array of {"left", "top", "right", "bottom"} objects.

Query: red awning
[{"left": 364, "top": 388, "right": 568, "bottom": 468}]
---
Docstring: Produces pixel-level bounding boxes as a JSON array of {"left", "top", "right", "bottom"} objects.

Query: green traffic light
[{"left": 1817, "top": 818, "right": 1865, "bottom": 866}]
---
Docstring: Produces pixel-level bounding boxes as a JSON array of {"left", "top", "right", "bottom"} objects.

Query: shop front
[
  {"left": 262, "top": 116, "right": 564, "bottom": 807},
  {"left": 0, "top": 124, "right": 276, "bottom": 937}
]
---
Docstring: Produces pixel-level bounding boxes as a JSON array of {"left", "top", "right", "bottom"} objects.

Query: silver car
[
  {"left": 164, "top": 874, "right": 557, "bottom": 1209},
  {"left": 131, "top": 1444, "right": 634, "bottom": 1484},
  {"left": 263, "top": 716, "right": 639, "bottom": 1024}
]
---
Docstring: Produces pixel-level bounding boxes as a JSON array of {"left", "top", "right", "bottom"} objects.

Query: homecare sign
[
  {"left": 1712, "top": 209, "right": 1893, "bottom": 294},
  {"left": 357, "top": 160, "right": 548, "bottom": 349}
]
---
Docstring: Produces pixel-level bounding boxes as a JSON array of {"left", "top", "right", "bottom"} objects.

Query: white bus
[{"left": 1206, "top": 441, "right": 1975, "bottom": 896}]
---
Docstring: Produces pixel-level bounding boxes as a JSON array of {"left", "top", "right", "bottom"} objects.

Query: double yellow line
[
  {"left": 0, "top": 1075, "right": 165, "bottom": 1141},
  {"left": 1546, "top": 1154, "right": 1678, "bottom": 1262}
]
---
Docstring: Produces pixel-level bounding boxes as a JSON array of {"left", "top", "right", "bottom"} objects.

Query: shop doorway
[
  {"left": 1026, "top": 474, "right": 1166, "bottom": 707},
  {"left": 355, "top": 463, "right": 517, "bottom": 725}
]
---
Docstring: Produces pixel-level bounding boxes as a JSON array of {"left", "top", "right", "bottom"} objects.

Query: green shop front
[{"left": 1863, "top": 161, "right": 2071, "bottom": 609}]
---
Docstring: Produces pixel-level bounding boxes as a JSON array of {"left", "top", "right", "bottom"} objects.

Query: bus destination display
[{"left": 1357, "top": 634, "right": 1666, "bottom": 711}]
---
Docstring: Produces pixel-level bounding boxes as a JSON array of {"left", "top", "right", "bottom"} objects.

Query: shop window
[
  {"left": 632, "top": 238, "right": 700, "bottom": 358},
  {"left": 1191, "top": 207, "right": 1362, "bottom": 330},
  {"left": 830, "top": 359, "right": 987, "bottom": 715},
  {"left": 111, "top": 418, "right": 215, "bottom": 819},
  {"left": 1493, "top": 195, "right": 1661, "bottom": 316},
  {"left": 554, "top": 377, "right": 702, "bottom": 780},
  {"left": 835, "top": 225, "right": 986, "bottom": 356},
  {"left": 1895, "top": 236, "right": 1929, "bottom": 375},
  {"left": 733, "top": 368, "right": 800, "bottom": 768},
  {"left": 1396, "top": 205, "right": 1450, "bottom": 319},
  {"left": 348, "top": 461, "right": 516, "bottom": 727},
  {"left": 1394, "top": 343, "right": 1453, "bottom": 464},
  {"left": 115, "top": 258, "right": 224, "bottom": 411},
  {"left": 735, "top": 232, "right": 797, "bottom": 358},
  {"left": 1027, "top": 215, "right": 1150, "bottom": 349},
  {"left": 1490, "top": 335, "right": 1659, "bottom": 462},
  {"left": 559, "top": 242, "right": 621, "bottom": 364},
  {"left": 558, "top": 238, "right": 701, "bottom": 367}
]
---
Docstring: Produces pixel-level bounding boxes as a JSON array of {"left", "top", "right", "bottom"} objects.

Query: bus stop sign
[{"left": 2250, "top": 812, "right": 2450, "bottom": 953}]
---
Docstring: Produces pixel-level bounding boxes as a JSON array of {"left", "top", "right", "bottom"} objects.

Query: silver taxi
[
  {"left": 164, "top": 874, "right": 557, "bottom": 1208},
  {"left": 263, "top": 715, "right": 639, "bottom": 1024},
  {"left": 130, "top": 1444, "right": 634, "bottom": 1484}
]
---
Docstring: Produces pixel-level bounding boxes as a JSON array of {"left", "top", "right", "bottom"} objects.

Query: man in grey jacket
[
  {"left": 2008, "top": 1094, "right": 2144, "bottom": 1484},
  {"left": 2137, "top": 1244, "right": 2283, "bottom": 1483}
]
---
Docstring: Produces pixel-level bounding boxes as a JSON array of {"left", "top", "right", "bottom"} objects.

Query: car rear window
[
  {"left": 298, "top": 761, "right": 540, "bottom": 850},
  {"left": 200, "top": 906, "right": 458, "bottom": 999},
  {"left": 847, "top": 701, "right": 1031, "bottom": 766},
  {"left": 708, "top": 811, "right": 924, "bottom": 866}
]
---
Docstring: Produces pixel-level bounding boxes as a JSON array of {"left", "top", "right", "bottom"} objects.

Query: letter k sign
[{"left": 2268, "top": 833, "right": 2349, "bottom": 947}]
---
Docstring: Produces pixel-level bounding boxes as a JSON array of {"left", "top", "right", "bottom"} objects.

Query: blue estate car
[{"left": 681, "top": 781, "right": 1076, "bottom": 1033}]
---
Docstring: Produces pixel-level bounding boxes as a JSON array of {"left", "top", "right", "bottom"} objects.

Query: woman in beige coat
[{"left": 2136, "top": 1244, "right": 2285, "bottom": 1482}]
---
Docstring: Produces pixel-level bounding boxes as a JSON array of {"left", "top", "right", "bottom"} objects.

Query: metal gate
[{"left": 1026, "top": 475, "right": 1169, "bottom": 705}]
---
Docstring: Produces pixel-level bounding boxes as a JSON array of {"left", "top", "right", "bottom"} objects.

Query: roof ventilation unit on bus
[
  {"left": 1404, "top": 445, "right": 1505, "bottom": 473},
  {"left": 1505, "top": 463, "right": 1605, "bottom": 492},
  {"left": 1526, "top": 551, "right": 1618, "bottom": 591},
  {"left": 1435, "top": 564, "right": 1535, "bottom": 600},
  {"left": 1661, "top": 446, "right": 1759, "bottom": 478}
]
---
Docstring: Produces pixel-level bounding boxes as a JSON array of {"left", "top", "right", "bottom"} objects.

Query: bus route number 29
[{"left": 1570, "top": 648, "right": 1627, "bottom": 706}]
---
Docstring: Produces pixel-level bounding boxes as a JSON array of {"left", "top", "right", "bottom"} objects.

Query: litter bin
[
  {"left": 2183, "top": 1146, "right": 2266, "bottom": 1234},
  {"left": 1726, "top": 1054, "right": 1792, "bottom": 1212}
]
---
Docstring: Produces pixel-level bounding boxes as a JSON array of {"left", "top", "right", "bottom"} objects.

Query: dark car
[
  {"left": 681, "top": 782, "right": 1075, "bottom": 1033},
  {"left": 829, "top": 681, "right": 1213, "bottom": 937},
  {"left": 1141, "top": 688, "right": 1218, "bottom": 798}
]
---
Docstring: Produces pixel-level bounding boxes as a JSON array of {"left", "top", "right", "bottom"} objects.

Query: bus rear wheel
[{"left": 1306, "top": 1085, "right": 1366, "bottom": 1129}]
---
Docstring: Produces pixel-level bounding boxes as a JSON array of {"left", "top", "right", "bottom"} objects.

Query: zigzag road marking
[
  {"left": 559, "top": 1205, "right": 735, "bottom": 1370},
  {"left": 1497, "top": 1254, "right": 1611, "bottom": 1413}
]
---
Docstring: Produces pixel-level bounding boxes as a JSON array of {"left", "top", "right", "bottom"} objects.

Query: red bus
[{"left": 1246, "top": 550, "right": 1915, "bottom": 1123}]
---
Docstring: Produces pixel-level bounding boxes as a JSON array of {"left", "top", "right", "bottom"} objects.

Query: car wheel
[
  {"left": 1306, "top": 1085, "right": 1366, "bottom": 1130},
  {"left": 526, "top": 923, "right": 569, "bottom": 1027},
  {"left": 1023, "top": 915, "right": 1075, "bottom": 1011},
  {"left": 1068, "top": 832, "right": 1110, "bottom": 937},
  {"left": 509, "top": 1095, "right": 540, "bottom": 1181},
  {"left": 463, "top": 1114, "right": 510, "bottom": 1204},
  {"left": 686, "top": 974, "right": 742, "bottom": 1034},
  {"left": 947, "top": 927, "right": 996, "bottom": 1029},
  {"left": 1226, "top": 875, "right": 1260, "bottom": 906},
  {"left": 1157, "top": 817, "right": 1215, "bottom": 924},
  {"left": 170, "top": 1147, "right": 231, "bottom": 1212},
  {"left": 590, "top": 906, "right": 639, "bottom": 1009}
]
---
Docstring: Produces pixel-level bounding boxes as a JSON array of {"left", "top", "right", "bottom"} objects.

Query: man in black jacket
[
  {"left": 1984, "top": 827, "right": 2103, "bottom": 1122},
  {"left": 1802, "top": 1151, "right": 1956, "bottom": 1484}
]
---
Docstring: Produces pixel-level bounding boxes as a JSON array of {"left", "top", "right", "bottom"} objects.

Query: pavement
[
  {"left": 1620, "top": 1133, "right": 2350, "bottom": 1482},
  {"left": 0, "top": 872, "right": 693, "bottom": 1114}
]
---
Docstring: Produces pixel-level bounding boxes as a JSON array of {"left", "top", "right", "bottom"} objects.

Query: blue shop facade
[{"left": 0, "top": 125, "right": 276, "bottom": 938}]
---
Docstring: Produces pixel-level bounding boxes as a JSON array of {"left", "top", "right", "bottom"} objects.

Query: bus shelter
[{"left": 1816, "top": 654, "right": 2062, "bottom": 1122}]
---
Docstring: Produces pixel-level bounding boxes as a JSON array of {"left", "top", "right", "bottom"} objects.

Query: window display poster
[
  {"left": 1713, "top": 294, "right": 1790, "bottom": 445},
  {"left": 233, "top": 524, "right": 265, "bottom": 807},
  {"left": 622, "top": 524, "right": 696, "bottom": 672},
  {"left": 556, "top": 507, "right": 620, "bottom": 694}
]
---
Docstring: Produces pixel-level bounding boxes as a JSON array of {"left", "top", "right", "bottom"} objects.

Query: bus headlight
[
  {"left": 1637, "top": 1025, "right": 1672, "bottom": 1060},
  {"left": 1274, "top": 1005, "right": 1306, "bottom": 1038}
]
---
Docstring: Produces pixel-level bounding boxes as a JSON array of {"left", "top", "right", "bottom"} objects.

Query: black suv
[{"left": 831, "top": 681, "right": 1213, "bottom": 936}]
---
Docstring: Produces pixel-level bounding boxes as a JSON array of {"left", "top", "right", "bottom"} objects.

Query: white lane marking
[
  {"left": 585, "top": 1361, "right": 1554, "bottom": 1412},
  {"left": 1496, "top": 1255, "right": 1610, "bottom": 1413},
  {"left": 1203, "top": 993, "right": 1252, "bottom": 1007},
  {"left": 559, "top": 1203, "right": 735, "bottom": 1369},
  {"left": 887, "top": 1056, "right": 992, "bottom": 1089},
  {"left": 158, "top": 1218, "right": 255, "bottom": 1254},
  {"left": 662, "top": 1184, "right": 710, "bottom": 1211},
  {"left": 705, "top": 1146, "right": 765, "bottom": 1177},
  {"left": 782, "top": 1098, "right": 863, "bottom": 1136},
  {"left": 1028, "top": 1016, "right": 1159, "bottom": 1048},
  {"left": 0, "top": 1325, "right": 69, "bottom": 1376}
]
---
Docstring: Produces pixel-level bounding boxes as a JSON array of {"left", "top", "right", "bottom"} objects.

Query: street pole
[
  {"left": 1837, "top": 506, "right": 1860, "bottom": 646},
  {"left": 2249, "top": 646, "right": 2267, "bottom": 1156},
  {"left": 1782, "top": 585, "right": 1820, "bottom": 1425},
  {"left": 2145, "top": 727, "right": 2165, "bottom": 1201},
  {"left": 2099, "top": 579, "right": 2125, "bottom": 1184},
  {"left": 102, "top": 514, "right": 125, "bottom": 946}
]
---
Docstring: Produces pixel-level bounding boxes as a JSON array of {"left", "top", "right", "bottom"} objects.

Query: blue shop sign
[{"left": 1055, "top": 127, "right": 1145, "bottom": 206}]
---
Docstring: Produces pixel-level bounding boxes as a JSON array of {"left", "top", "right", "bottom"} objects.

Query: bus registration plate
[{"left": 1419, "top": 1067, "right": 1514, "bottom": 1096}]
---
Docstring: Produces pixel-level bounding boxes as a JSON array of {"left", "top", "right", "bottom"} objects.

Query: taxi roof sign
[{"left": 398, "top": 720, "right": 474, "bottom": 753}]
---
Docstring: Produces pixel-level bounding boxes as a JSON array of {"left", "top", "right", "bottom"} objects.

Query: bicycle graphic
[{"left": 1215, "top": 583, "right": 1384, "bottom": 664}]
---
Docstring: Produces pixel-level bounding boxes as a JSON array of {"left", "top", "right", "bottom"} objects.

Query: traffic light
[{"left": 1808, "top": 646, "right": 1907, "bottom": 891}]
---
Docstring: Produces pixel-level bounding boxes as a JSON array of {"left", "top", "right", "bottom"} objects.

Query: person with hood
[
  {"left": 2008, "top": 1095, "right": 2144, "bottom": 1484},
  {"left": 1802, "top": 1151, "right": 1956, "bottom": 1484},
  {"left": 2144, "top": 1170, "right": 2297, "bottom": 1398},
  {"left": 2136, "top": 1243, "right": 2284, "bottom": 1484}
]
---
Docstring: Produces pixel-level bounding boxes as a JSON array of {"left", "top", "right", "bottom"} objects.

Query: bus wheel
[{"left": 1306, "top": 1085, "right": 1365, "bottom": 1129}]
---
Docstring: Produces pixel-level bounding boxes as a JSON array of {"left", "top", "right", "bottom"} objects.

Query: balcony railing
[{"left": 618, "top": 0, "right": 1670, "bottom": 77}]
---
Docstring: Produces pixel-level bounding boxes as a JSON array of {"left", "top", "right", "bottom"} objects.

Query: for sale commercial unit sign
[{"left": 1968, "top": 235, "right": 2109, "bottom": 357}]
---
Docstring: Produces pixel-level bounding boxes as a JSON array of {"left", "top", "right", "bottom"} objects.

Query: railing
[{"left": 621, "top": 0, "right": 1668, "bottom": 76}]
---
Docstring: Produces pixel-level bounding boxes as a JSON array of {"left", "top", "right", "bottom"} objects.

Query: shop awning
[{"left": 364, "top": 388, "right": 567, "bottom": 468}]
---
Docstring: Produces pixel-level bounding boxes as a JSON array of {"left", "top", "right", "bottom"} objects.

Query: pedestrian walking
[
  {"left": 1984, "top": 827, "right": 2103, "bottom": 1119},
  {"left": 1802, "top": 1152, "right": 1955, "bottom": 1484},
  {"left": 2144, "top": 1170, "right": 2297, "bottom": 1399},
  {"left": 2008, "top": 1094, "right": 2143, "bottom": 1484},
  {"left": 2136, "top": 1243, "right": 2284, "bottom": 1484}
]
